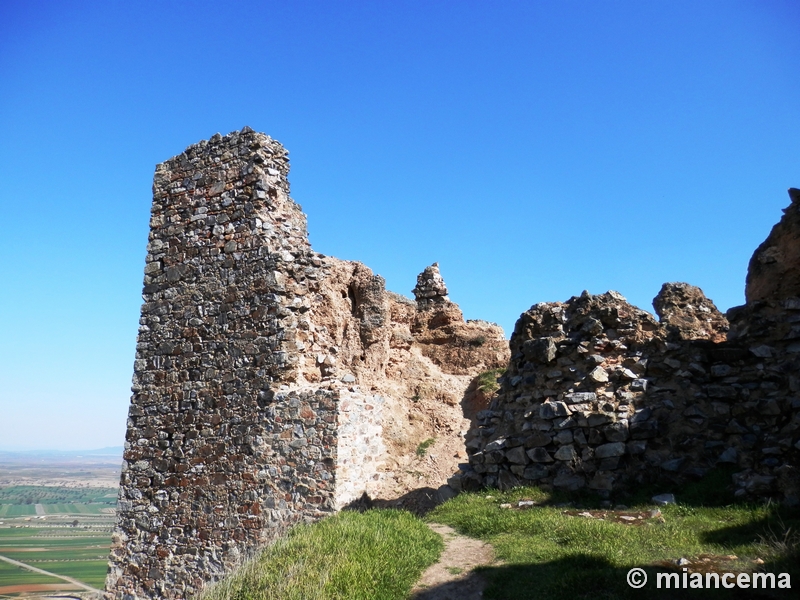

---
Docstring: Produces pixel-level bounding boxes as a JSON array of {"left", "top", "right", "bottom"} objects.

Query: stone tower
[{"left": 106, "top": 128, "right": 377, "bottom": 599}]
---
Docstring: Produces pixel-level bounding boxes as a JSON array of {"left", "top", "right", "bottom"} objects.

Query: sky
[{"left": 0, "top": 1, "right": 798, "bottom": 451}]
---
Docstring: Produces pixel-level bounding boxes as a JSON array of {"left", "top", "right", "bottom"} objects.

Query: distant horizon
[{"left": 0, "top": 445, "right": 124, "bottom": 455}]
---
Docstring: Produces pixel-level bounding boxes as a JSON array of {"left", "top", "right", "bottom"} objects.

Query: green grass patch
[
  {"left": 0, "top": 504, "right": 37, "bottom": 517},
  {"left": 476, "top": 368, "right": 505, "bottom": 395},
  {"left": 415, "top": 438, "right": 436, "bottom": 458},
  {"left": 202, "top": 509, "right": 442, "bottom": 600},
  {"left": 0, "top": 547, "right": 110, "bottom": 562},
  {"left": 34, "top": 560, "right": 109, "bottom": 588},
  {"left": 0, "top": 529, "right": 110, "bottom": 549},
  {"left": 0, "top": 525, "right": 111, "bottom": 589},
  {"left": 429, "top": 487, "right": 800, "bottom": 600},
  {"left": 0, "top": 559, "right": 64, "bottom": 587}
]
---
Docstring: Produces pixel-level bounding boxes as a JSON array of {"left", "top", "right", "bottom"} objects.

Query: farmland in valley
[{"left": 0, "top": 449, "right": 120, "bottom": 596}]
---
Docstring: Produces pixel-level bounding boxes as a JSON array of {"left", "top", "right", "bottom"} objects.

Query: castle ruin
[
  {"left": 107, "top": 127, "right": 799, "bottom": 598},
  {"left": 105, "top": 128, "right": 508, "bottom": 599}
]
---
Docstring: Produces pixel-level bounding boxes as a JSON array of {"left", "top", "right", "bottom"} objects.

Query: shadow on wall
[{"left": 342, "top": 487, "right": 447, "bottom": 517}]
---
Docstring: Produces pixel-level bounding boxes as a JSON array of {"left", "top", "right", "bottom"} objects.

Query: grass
[
  {"left": 0, "top": 505, "right": 36, "bottom": 517},
  {"left": 0, "top": 530, "right": 111, "bottom": 552},
  {"left": 0, "top": 559, "right": 109, "bottom": 589},
  {"left": 32, "top": 560, "right": 109, "bottom": 588},
  {"left": 416, "top": 438, "right": 436, "bottom": 458},
  {"left": 428, "top": 484, "right": 800, "bottom": 600},
  {"left": 0, "top": 526, "right": 112, "bottom": 590},
  {"left": 476, "top": 368, "right": 506, "bottom": 395},
  {"left": 0, "top": 560, "right": 67, "bottom": 590},
  {"left": 202, "top": 509, "right": 442, "bottom": 600},
  {"left": 0, "top": 547, "right": 110, "bottom": 561}
]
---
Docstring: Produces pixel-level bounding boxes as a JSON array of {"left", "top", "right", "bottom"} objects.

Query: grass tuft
[
  {"left": 416, "top": 438, "right": 436, "bottom": 458},
  {"left": 202, "top": 509, "right": 442, "bottom": 600},
  {"left": 468, "top": 336, "right": 487, "bottom": 347},
  {"left": 476, "top": 368, "right": 506, "bottom": 395}
]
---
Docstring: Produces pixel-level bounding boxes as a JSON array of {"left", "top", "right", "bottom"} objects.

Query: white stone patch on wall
[{"left": 335, "top": 389, "right": 386, "bottom": 508}]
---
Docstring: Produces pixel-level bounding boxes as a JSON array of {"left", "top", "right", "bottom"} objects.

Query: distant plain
[{"left": 0, "top": 449, "right": 121, "bottom": 596}]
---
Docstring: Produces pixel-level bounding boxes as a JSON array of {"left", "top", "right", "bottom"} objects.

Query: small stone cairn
[{"left": 413, "top": 263, "right": 450, "bottom": 308}]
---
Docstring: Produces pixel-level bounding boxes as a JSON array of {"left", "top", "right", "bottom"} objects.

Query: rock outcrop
[
  {"left": 746, "top": 188, "right": 800, "bottom": 303},
  {"left": 107, "top": 129, "right": 509, "bottom": 600},
  {"left": 653, "top": 282, "right": 728, "bottom": 342},
  {"left": 460, "top": 190, "right": 800, "bottom": 504}
]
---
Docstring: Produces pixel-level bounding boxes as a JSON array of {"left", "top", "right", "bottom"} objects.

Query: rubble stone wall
[
  {"left": 461, "top": 191, "right": 800, "bottom": 505},
  {"left": 106, "top": 128, "right": 345, "bottom": 599}
]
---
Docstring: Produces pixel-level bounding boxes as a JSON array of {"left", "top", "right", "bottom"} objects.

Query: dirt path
[
  {"left": 409, "top": 523, "right": 496, "bottom": 600},
  {"left": 0, "top": 553, "right": 102, "bottom": 594}
]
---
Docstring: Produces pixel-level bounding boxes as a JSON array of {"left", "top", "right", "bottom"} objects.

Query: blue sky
[{"left": 0, "top": 1, "right": 798, "bottom": 450}]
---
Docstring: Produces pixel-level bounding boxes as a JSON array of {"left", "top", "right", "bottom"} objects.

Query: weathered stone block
[
  {"left": 524, "top": 431, "right": 552, "bottom": 448},
  {"left": 526, "top": 447, "right": 554, "bottom": 463},
  {"left": 554, "top": 445, "right": 577, "bottom": 461},
  {"left": 522, "top": 465, "right": 550, "bottom": 480},
  {"left": 588, "top": 472, "right": 615, "bottom": 491},
  {"left": 602, "top": 421, "right": 629, "bottom": 442},
  {"left": 553, "top": 471, "right": 585, "bottom": 491},
  {"left": 594, "top": 442, "right": 626, "bottom": 459},
  {"left": 505, "top": 446, "right": 529, "bottom": 465},
  {"left": 522, "top": 337, "right": 557, "bottom": 364},
  {"left": 564, "top": 391, "right": 597, "bottom": 404},
  {"left": 540, "top": 401, "right": 570, "bottom": 419}
]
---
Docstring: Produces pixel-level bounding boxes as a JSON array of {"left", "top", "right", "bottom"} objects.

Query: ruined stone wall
[
  {"left": 459, "top": 191, "right": 800, "bottom": 505},
  {"left": 106, "top": 128, "right": 344, "bottom": 599},
  {"left": 108, "top": 128, "right": 510, "bottom": 599}
]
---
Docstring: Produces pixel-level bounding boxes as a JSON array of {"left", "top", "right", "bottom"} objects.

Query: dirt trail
[{"left": 410, "top": 523, "right": 496, "bottom": 600}]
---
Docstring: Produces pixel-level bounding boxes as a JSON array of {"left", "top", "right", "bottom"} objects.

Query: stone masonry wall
[
  {"left": 108, "top": 129, "right": 349, "bottom": 599},
  {"left": 459, "top": 191, "right": 800, "bottom": 505}
]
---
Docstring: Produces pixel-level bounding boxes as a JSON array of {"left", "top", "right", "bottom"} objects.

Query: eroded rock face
[
  {"left": 653, "top": 282, "right": 728, "bottom": 342},
  {"left": 107, "top": 129, "right": 509, "bottom": 600},
  {"left": 460, "top": 191, "right": 800, "bottom": 503},
  {"left": 746, "top": 188, "right": 800, "bottom": 303}
]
